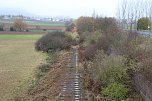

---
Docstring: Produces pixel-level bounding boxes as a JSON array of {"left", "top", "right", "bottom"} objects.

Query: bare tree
[
  {"left": 118, "top": 0, "right": 152, "bottom": 30},
  {"left": 149, "top": 3, "right": 152, "bottom": 28},
  {"left": 13, "top": 19, "right": 27, "bottom": 31},
  {"left": 121, "top": 0, "right": 127, "bottom": 29}
]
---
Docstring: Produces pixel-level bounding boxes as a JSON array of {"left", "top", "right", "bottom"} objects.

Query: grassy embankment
[{"left": 0, "top": 34, "right": 45, "bottom": 101}]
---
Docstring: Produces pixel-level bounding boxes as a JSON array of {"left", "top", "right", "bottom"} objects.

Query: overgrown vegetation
[
  {"left": 35, "top": 31, "right": 76, "bottom": 52},
  {"left": 76, "top": 16, "right": 118, "bottom": 34},
  {"left": 78, "top": 16, "right": 151, "bottom": 100},
  {"left": 82, "top": 31, "right": 101, "bottom": 47},
  {"left": 11, "top": 30, "right": 75, "bottom": 100},
  {"left": 36, "top": 52, "right": 57, "bottom": 78},
  {"left": 82, "top": 51, "right": 129, "bottom": 100},
  {"left": 28, "top": 50, "right": 58, "bottom": 94},
  {"left": 65, "top": 20, "right": 75, "bottom": 32},
  {"left": 103, "top": 82, "right": 128, "bottom": 101}
]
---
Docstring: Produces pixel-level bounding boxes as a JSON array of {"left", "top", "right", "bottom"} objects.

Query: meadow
[
  {"left": 0, "top": 34, "right": 45, "bottom": 101},
  {"left": 0, "top": 34, "right": 42, "bottom": 40}
]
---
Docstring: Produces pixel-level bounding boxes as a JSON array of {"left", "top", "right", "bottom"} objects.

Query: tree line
[
  {"left": 0, "top": 19, "right": 27, "bottom": 31},
  {"left": 117, "top": 0, "right": 152, "bottom": 30},
  {"left": 76, "top": 16, "right": 118, "bottom": 34}
]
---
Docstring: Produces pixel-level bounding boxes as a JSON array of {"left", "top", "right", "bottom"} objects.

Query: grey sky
[{"left": 0, "top": 0, "right": 119, "bottom": 18}]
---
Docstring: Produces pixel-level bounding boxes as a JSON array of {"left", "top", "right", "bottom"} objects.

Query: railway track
[{"left": 59, "top": 46, "right": 83, "bottom": 101}]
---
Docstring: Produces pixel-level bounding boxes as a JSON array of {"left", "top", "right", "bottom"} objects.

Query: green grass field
[
  {"left": 29, "top": 29, "right": 56, "bottom": 33},
  {"left": 0, "top": 34, "right": 45, "bottom": 101},
  {"left": 0, "top": 34, "right": 42, "bottom": 40}
]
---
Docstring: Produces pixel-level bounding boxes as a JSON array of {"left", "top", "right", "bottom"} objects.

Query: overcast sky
[{"left": 0, "top": 0, "right": 119, "bottom": 18}]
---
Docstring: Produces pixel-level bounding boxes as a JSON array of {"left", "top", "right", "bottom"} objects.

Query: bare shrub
[
  {"left": 101, "top": 17, "right": 119, "bottom": 32},
  {"left": 116, "top": 31, "right": 141, "bottom": 55},
  {"left": 13, "top": 19, "right": 27, "bottom": 31},
  {"left": 82, "top": 31, "right": 118, "bottom": 60},
  {"left": 35, "top": 31, "right": 74, "bottom": 52},
  {"left": 138, "top": 51, "right": 152, "bottom": 71}
]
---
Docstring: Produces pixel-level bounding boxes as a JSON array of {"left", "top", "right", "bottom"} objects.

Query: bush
[
  {"left": 46, "top": 50, "right": 57, "bottom": 64},
  {"left": 36, "top": 61, "right": 54, "bottom": 79},
  {"left": 76, "top": 16, "right": 94, "bottom": 34},
  {"left": 101, "top": 17, "right": 119, "bottom": 32},
  {"left": 115, "top": 31, "right": 140, "bottom": 55},
  {"left": 82, "top": 44, "right": 102, "bottom": 61},
  {"left": 43, "top": 29, "right": 47, "bottom": 31},
  {"left": 35, "top": 31, "right": 72, "bottom": 52},
  {"left": 26, "top": 29, "right": 29, "bottom": 32},
  {"left": 0, "top": 23, "right": 4, "bottom": 31},
  {"left": 103, "top": 82, "right": 128, "bottom": 101},
  {"left": 64, "top": 32, "right": 79, "bottom": 46},
  {"left": 137, "top": 17, "right": 151, "bottom": 30},
  {"left": 82, "top": 30, "right": 143, "bottom": 61},
  {"left": 82, "top": 50, "right": 106, "bottom": 93},
  {"left": 82, "top": 51, "right": 129, "bottom": 94},
  {"left": 82, "top": 32, "right": 117, "bottom": 60},
  {"left": 66, "top": 23, "right": 75, "bottom": 31},
  {"left": 138, "top": 51, "right": 152, "bottom": 72},
  {"left": 79, "top": 31, "right": 92, "bottom": 43},
  {"left": 10, "top": 27, "right": 15, "bottom": 31},
  {"left": 0, "top": 27, "right": 3, "bottom": 31},
  {"left": 80, "top": 19, "right": 121, "bottom": 60},
  {"left": 83, "top": 31, "right": 101, "bottom": 47},
  {"left": 92, "top": 54, "right": 128, "bottom": 85}
]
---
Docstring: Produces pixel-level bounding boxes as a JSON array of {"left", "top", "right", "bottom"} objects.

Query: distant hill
[{"left": 0, "top": 8, "right": 35, "bottom": 17}]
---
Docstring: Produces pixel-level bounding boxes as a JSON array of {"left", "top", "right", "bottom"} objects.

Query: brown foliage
[
  {"left": 81, "top": 30, "right": 143, "bottom": 61},
  {"left": 76, "top": 16, "right": 94, "bottom": 34},
  {"left": 13, "top": 19, "right": 27, "bottom": 31},
  {"left": 76, "top": 16, "right": 118, "bottom": 34}
]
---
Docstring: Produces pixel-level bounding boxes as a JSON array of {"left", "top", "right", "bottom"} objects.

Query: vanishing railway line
[{"left": 59, "top": 46, "right": 83, "bottom": 101}]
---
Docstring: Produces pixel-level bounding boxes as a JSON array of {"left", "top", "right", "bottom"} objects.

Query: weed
[{"left": 103, "top": 82, "right": 128, "bottom": 101}]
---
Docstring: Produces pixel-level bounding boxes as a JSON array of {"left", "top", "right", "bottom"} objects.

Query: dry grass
[{"left": 0, "top": 39, "right": 45, "bottom": 101}]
